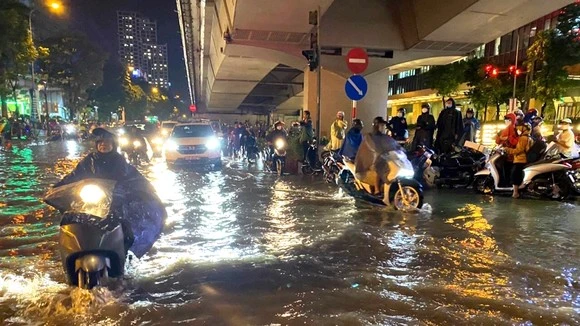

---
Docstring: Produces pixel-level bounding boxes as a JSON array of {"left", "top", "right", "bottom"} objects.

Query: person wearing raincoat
[
  {"left": 411, "top": 103, "right": 436, "bottom": 150},
  {"left": 329, "top": 111, "right": 347, "bottom": 151},
  {"left": 355, "top": 117, "right": 402, "bottom": 194},
  {"left": 52, "top": 128, "right": 166, "bottom": 257},
  {"left": 435, "top": 97, "right": 463, "bottom": 154},
  {"left": 339, "top": 118, "right": 364, "bottom": 160}
]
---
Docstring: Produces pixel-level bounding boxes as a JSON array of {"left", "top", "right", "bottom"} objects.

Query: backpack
[{"left": 526, "top": 137, "right": 545, "bottom": 164}]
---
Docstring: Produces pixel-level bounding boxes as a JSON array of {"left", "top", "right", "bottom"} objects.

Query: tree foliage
[
  {"left": 0, "top": 0, "right": 38, "bottom": 117},
  {"left": 424, "top": 60, "right": 467, "bottom": 100},
  {"left": 39, "top": 33, "right": 107, "bottom": 119},
  {"left": 525, "top": 3, "right": 580, "bottom": 115}
]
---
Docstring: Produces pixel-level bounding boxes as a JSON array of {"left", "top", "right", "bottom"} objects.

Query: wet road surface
[{"left": 1, "top": 140, "right": 579, "bottom": 325}]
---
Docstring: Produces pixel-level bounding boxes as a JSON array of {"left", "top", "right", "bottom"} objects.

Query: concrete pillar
[
  {"left": 356, "top": 68, "right": 389, "bottom": 132},
  {"left": 303, "top": 68, "right": 352, "bottom": 139}
]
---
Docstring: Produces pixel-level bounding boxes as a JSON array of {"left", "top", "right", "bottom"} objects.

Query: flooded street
[{"left": 1, "top": 140, "right": 579, "bottom": 325}]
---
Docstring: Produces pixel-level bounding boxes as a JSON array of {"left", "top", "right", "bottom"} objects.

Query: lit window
[
  {"left": 494, "top": 37, "right": 501, "bottom": 55},
  {"left": 544, "top": 18, "right": 551, "bottom": 31}
]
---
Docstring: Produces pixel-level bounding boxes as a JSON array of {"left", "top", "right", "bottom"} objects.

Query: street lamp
[
  {"left": 29, "top": 0, "right": 64, "bottom": 125},
  {"left": 151, "top": 86, "right": 159, "bottom": 94}
]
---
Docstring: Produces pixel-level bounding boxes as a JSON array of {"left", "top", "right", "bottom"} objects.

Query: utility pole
[{"left": 316, "top": 7, "right": 321, "bottom": 141}]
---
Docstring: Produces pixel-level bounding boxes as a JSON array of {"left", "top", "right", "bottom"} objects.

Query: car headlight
[
  {"left": 165, "top": 139, "right": 178, "bottom": 151},
  {"left": 133, "top": 140, "right": 142, "bottom": 148},
  {"left": 79, "top": 185, "right": 106, "bottom": 204},
  {"left": 275, "top": 139, "right": 286, "bottom": 150},
  {"left": 152, "top": 137, "right": 163, "bottom": 145},
  {"left": 66, "top": 125, "right": 76, "bottom": 133},
  {"left": 206, "top": 137, "right": 220, "bottom": 150},
  {"left": 119, "top": 137, "right": 129, "bottom": 146},
  {"left": 161, "top": 129, "right": 168, "bottom": 136},
  {"left": 117, "top": 129, "right": 125, "bottom": 135},
  {"left": 397, "top": 168, "right": 415, "bottom": 178}
]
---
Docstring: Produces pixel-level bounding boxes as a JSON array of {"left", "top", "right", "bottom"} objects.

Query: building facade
[
  {"left": 117, "top": 11, "right": 169, "bottom": 89},
  {"left": 387, "top": 6, "right": 576, "bottom": 124}
]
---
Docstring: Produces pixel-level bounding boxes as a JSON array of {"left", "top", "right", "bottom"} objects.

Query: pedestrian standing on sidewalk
[
  {"left": 411, "top": 103, "right": 435, "bottom": 149},
  {"left": 299, "top": 110, "right": 314, "bottom": 161},
  {"left": 329, "top": 111, "right": 347, "bottom": 151},
  {"left": 435, "top": 97, "right": 463, "bottom": 154}
]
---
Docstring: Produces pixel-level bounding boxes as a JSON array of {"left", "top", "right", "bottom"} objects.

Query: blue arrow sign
[{"left": 345, "top": 75, "right": 367, "bottom": 101}]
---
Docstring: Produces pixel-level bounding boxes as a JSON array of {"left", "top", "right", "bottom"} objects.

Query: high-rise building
[
  {"left": 117, "top": 11, "right": 168, "bottom": 89},
  {"left": 143, "top": 44, "right": 169, "bottom": 89}
]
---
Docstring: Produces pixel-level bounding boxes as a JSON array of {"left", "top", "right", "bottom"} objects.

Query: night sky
[{"left": 66, "top": 0, "right": 188, "bottom": 97}]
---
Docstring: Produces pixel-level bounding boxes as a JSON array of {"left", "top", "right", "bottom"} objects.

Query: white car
[{"left": 163, "top": 122, "right": 222, "bottom": 168}]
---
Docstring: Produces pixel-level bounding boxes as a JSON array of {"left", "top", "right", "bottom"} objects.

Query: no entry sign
[{"left": 346, "top": 48, "right": 369, "bottom": 74}]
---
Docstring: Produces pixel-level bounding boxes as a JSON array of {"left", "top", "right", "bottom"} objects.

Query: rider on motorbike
[
  {"left": 339, "top": 118, "right": 364, "bottom": 160},
  {"left": 266, "top": 121, "right": 287, "bottom": 157},
  {"left": 53, "top": 128, "right": 165, "bottom": 252},
  {"left": 355, "top": 116, "right": 402, "bottom": 195}
]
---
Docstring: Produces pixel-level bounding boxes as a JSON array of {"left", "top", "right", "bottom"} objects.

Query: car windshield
[
  {"left": 162, "top": 122, "right": 177, "bottom": 129},
  {"left": 171, "top": 125, "right": 214, "bottom": 138}
]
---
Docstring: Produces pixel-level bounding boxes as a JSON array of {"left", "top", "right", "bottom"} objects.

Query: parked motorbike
[
  {"left": 407, "top": 146, "right": 435, "bottom": 185},
  {"left": 337, "top": 150, "right": 424, "bottom": 210},
  {"left": 473, "top": 142, "right": 576, "bottom": 200},
  {"left": 264, "top": 138, "right": 287, "bottom": 176},
  {"left": 302, "top": 138, "right": 323, "bottom": 175},
  {"left": 422, "top": 148, "right": 486, "bottom": 188}
]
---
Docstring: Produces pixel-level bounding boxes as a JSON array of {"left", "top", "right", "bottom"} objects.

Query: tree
[
  {"left": 425, "top": 60, "right": 467, "bottom": 104},
  {"left": 525, "top": 3, "right": 580, "bottom": 116},
  {"left": 0, "top": 0, "right": 38, "bottom": 117},
  {"left": 39, "top": 33, "right": 106, "bottom": 120}
]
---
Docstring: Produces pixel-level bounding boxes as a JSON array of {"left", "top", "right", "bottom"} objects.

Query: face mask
[
  {"left": 446, "top": 104, "right": 452, "bottom": 108},
  {"left": 421, "top": 109, "right": 428, "bottom": 114},
  {"left": 504, "top": 120, "right": 511, "bottom": 125},
  {"left": 398, "top": 113, "right": 403, "bottom": 118}
]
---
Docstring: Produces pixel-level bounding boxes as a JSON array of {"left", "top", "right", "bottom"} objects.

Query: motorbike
[
  {"left": 44, "top": 178, "right": 165, "bottom": 289},
  {"left": 407, "top": 146, "right": 435, "bottom": 185},
  {"left": 321, "top": 150, "right": 342, "bottom": 183},
  {"left": 337, "top": 150, "right": 424, "bottom": 210},
  {"left": 119, "top": 135, "right": 152, "bottom": 165},
  {"left": 422, "top": 147, "right": 486, "bottom": 188},
  {"left": 264, "top": 138, "right": 287, "bottom": 176},
  {"left": 301, "top": 138, "right": 323, "bottom": 175},
  {"left": 473, "top": 142, "right": 577, "bottom": 200},
  {"left": 48, "top": 127, "right": 63, "bottom": 141},
  {"left": 246, "top": 136, "right": 260, "bottom": 164}
]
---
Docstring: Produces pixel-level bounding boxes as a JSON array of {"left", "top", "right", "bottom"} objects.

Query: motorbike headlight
[
  {"left": 117, "top": 129, "right": 125, "bottom": 135},
  {"left": 161, "top": 129, "right": 169, "bottom": 136},
  {"left": 275, "top": 139, "right": 286, "bottom": 150},
  {"left": 397, "top": 168, "right": 415, "bottom": 178},
  {"left": 79, "top": 185, "right": 106, "bottom": 204},
  {"left": 206, "top": 137, "right": 220, "bottom": 150},
  {"left": 66, "top": 125, "right": 76, "bottom": 133},
  {"left": 152, "top": 137, "right": 163, "bottom": 145},
  {"left": 165, "top": 139, "right": 178, "bottom": 151},
  {"left": 133, "top": 140, "right": 142, "bottom": 148},
  {"left": 119, "top": 137, "right": 129, "bottom": 146}
]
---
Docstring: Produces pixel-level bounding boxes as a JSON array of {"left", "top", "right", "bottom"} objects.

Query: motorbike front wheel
[
  {"left": 77, "top": 269, "right": 106, "bottom": 289},
  {"left": 276, "top": 159, "right": 283, "bottom": 176},
  {"left": 392, "top": 185, "right": 423, "bottom": 211}
]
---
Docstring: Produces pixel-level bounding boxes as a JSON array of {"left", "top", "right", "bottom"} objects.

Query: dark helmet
[
  {"left": 352, "top": 118, "right": 363, "bottom": 129},
  {"left": 516, "top": 121, "right": 532, "bottom": 131},
  {"left": 373, "top": 116, "right": 387, "bottom": 126},
  {"left": 274, "top": 120, "right": 285, "bottom": 127},
  {"left": 92, "top": 127, "right": 117, "bottom": 150},
  {"left": 466, "top": 108, "right": 474, "bottom": 114},
  {"left": 397, "top": 108, "right": 406, "bottom": 115},
  {"left": 421, "top": 103, "right": 431, "bottom": 110}
]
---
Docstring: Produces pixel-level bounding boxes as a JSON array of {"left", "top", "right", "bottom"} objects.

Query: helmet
[
  {"left": 274, "top": 120, "right": 285, "bottom": 127},
  {"left": 421, "top": 103, "right": 431, "bottom": 110},
  {"left": 352, "top": 118, "right": 363, "bottom": 129},
  {"left": 337, "top": 111, "right": 345, "bottom": 118},
  {"left": 397, "top": 108, "right": 406, "bottom": 115},
  {"left": 466, "top": 108, "right": 474, "bottom": 114},
  {"left": 92, "top": 128, "right": 117, "bottom": 150},
  {"left": 516, "top": 122, "right": 532, "bottom": 131}
]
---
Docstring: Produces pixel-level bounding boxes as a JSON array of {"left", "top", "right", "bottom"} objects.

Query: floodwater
[{"left": 0, "top": 140, "right": 579, "bottom": 325}]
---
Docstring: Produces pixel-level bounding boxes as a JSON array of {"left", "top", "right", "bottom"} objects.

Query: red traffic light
[
  {"left": 515, "top": 69, "right": 522, "bottom": 76},
  {"left": 484, "top": 64, "right": 493, "bottom": 72},
  {"left": 189, "top": 104, "right": 197, "bottom": 113},
  {"left": 491, "top": 68, "right": 499, "bottom": 77},
  {"left": 508, "top": 65, "right": 515, "bottom": 73}
]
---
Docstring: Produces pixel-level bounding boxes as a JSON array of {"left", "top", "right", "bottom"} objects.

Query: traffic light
[
  {"left": 508, "top": 65, "right": 523, "bottom": 77},
  {"left": 302, "top": 50, "right": 318, "bottom": 71},
  {"left": 484, "top": 64, "right": 498, "bottom": 78}
]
